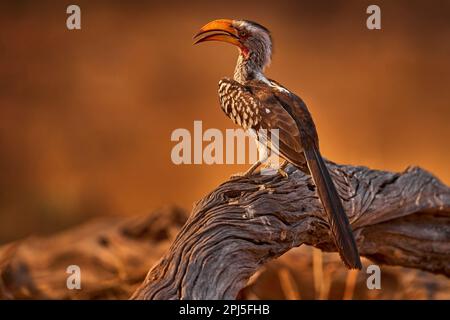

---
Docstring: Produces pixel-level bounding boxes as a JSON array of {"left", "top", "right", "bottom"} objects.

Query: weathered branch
[
  {"left": 0, "top": 207, "right": 188, "bottom": 299},
  {"left": 132, "top": 163, "right": 450, "bottom": 300}
]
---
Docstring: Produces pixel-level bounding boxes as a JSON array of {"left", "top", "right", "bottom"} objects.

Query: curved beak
[{"left": 193, "top": 19, "right": 240, "bottom": 47}]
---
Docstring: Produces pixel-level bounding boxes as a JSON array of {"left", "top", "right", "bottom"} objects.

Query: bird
[{"left": 193, "top": 19, "right": 362, "bottom": 269}]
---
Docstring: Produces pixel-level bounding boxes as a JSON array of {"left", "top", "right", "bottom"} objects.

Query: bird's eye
[{"left": 239, "top": 30, "right": 248, "bottom": 37}]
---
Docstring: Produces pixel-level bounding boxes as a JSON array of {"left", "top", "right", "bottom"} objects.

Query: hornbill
[{"left": 193, "top": 19, "right": 362, "bottom": 269}]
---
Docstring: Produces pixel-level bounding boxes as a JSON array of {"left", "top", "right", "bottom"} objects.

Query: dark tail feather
[{"left": 303, "top": 147, "right": 362, "bottom": 269}]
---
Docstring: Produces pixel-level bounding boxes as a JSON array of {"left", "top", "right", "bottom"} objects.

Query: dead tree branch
[{"left": 132, "top": 163, "right": 450, "bottom": 300}]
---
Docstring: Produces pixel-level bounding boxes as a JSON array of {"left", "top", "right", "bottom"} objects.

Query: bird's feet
[
  {"left": 230, "top": 172, "right": 251, "bottom": 180},
  {"left": 277, "top": 168, "right": 289, "bottom": 178},
  {"left": 277, "top": 160, "right": 289, "bottom": 179},
  {"left": 230, "top": 161, "right": 262, "bottom": 180}
]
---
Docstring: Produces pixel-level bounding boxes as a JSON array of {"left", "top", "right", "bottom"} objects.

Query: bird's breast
[{"left": 218, "top": 79, "right": 261, "bottom": 130}]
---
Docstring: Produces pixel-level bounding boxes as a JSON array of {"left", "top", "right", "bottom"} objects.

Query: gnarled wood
[{"left": 132, "top": 163, "right": 450, "bottom": 300}]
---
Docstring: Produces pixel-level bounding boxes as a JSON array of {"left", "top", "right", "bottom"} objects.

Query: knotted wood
[{"left": 131, "top": 163, "right": 450, "bottom": 300}]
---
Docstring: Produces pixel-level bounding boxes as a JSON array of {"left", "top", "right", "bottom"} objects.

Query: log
[
  {"left": 0, "top": 207, "right": 188, "bottom": 299},
  {"left": 131, "top": 163, "right": 450, "bottom": 300}
]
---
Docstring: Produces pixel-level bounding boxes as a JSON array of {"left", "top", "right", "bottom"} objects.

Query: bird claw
[
  {"left": 276, "top": 160, "right": 289, "bottom": 178},
  {"left": 230, "top": 161, "right": 262, "bottom": 180},
  {"left": 278, "top": 168, "right": 289, "bottom": 178},
  {"left": 229, "top": 172, "right": 250, "bottom": 180},
  {"left": 230, "top": 169, "right": 257, "bottom": 180}
]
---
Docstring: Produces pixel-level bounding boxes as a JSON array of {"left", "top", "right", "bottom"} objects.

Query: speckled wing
[
  {"left": 218, "top": 78, "right": 305, "bottom": 167},
  {"left": 266, "top": 78, "right": 319, "bottom": 148}
]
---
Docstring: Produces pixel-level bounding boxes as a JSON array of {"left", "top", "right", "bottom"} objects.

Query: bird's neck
[{"left": 233, "top": 53, "right": 268, "bottom": 84}]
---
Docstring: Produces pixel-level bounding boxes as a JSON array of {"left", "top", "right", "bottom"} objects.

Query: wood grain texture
[{"left": 131, "top": 163, "right": 450, "bottom": 300}]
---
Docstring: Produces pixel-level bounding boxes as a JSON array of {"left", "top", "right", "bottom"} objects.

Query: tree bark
[{"left": 131, "top": 163, "right": 450, "bottom": 300}]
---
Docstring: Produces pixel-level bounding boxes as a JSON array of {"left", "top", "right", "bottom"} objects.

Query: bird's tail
[{"left": 303, "top": 146, "right": 362, "bottom": 269}]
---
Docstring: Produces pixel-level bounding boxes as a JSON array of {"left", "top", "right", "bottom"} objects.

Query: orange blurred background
[{"left": 0, "top": 0, "right": 449, "bottom": 243}]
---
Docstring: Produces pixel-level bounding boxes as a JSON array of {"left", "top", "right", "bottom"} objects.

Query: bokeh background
[{"left": 0, "top": 0, "right": 449, "bottom": 244}]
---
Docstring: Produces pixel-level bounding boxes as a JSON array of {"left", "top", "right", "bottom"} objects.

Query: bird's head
[{"left": 193, "top": 19, "right": 272, "bottom": 71}]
